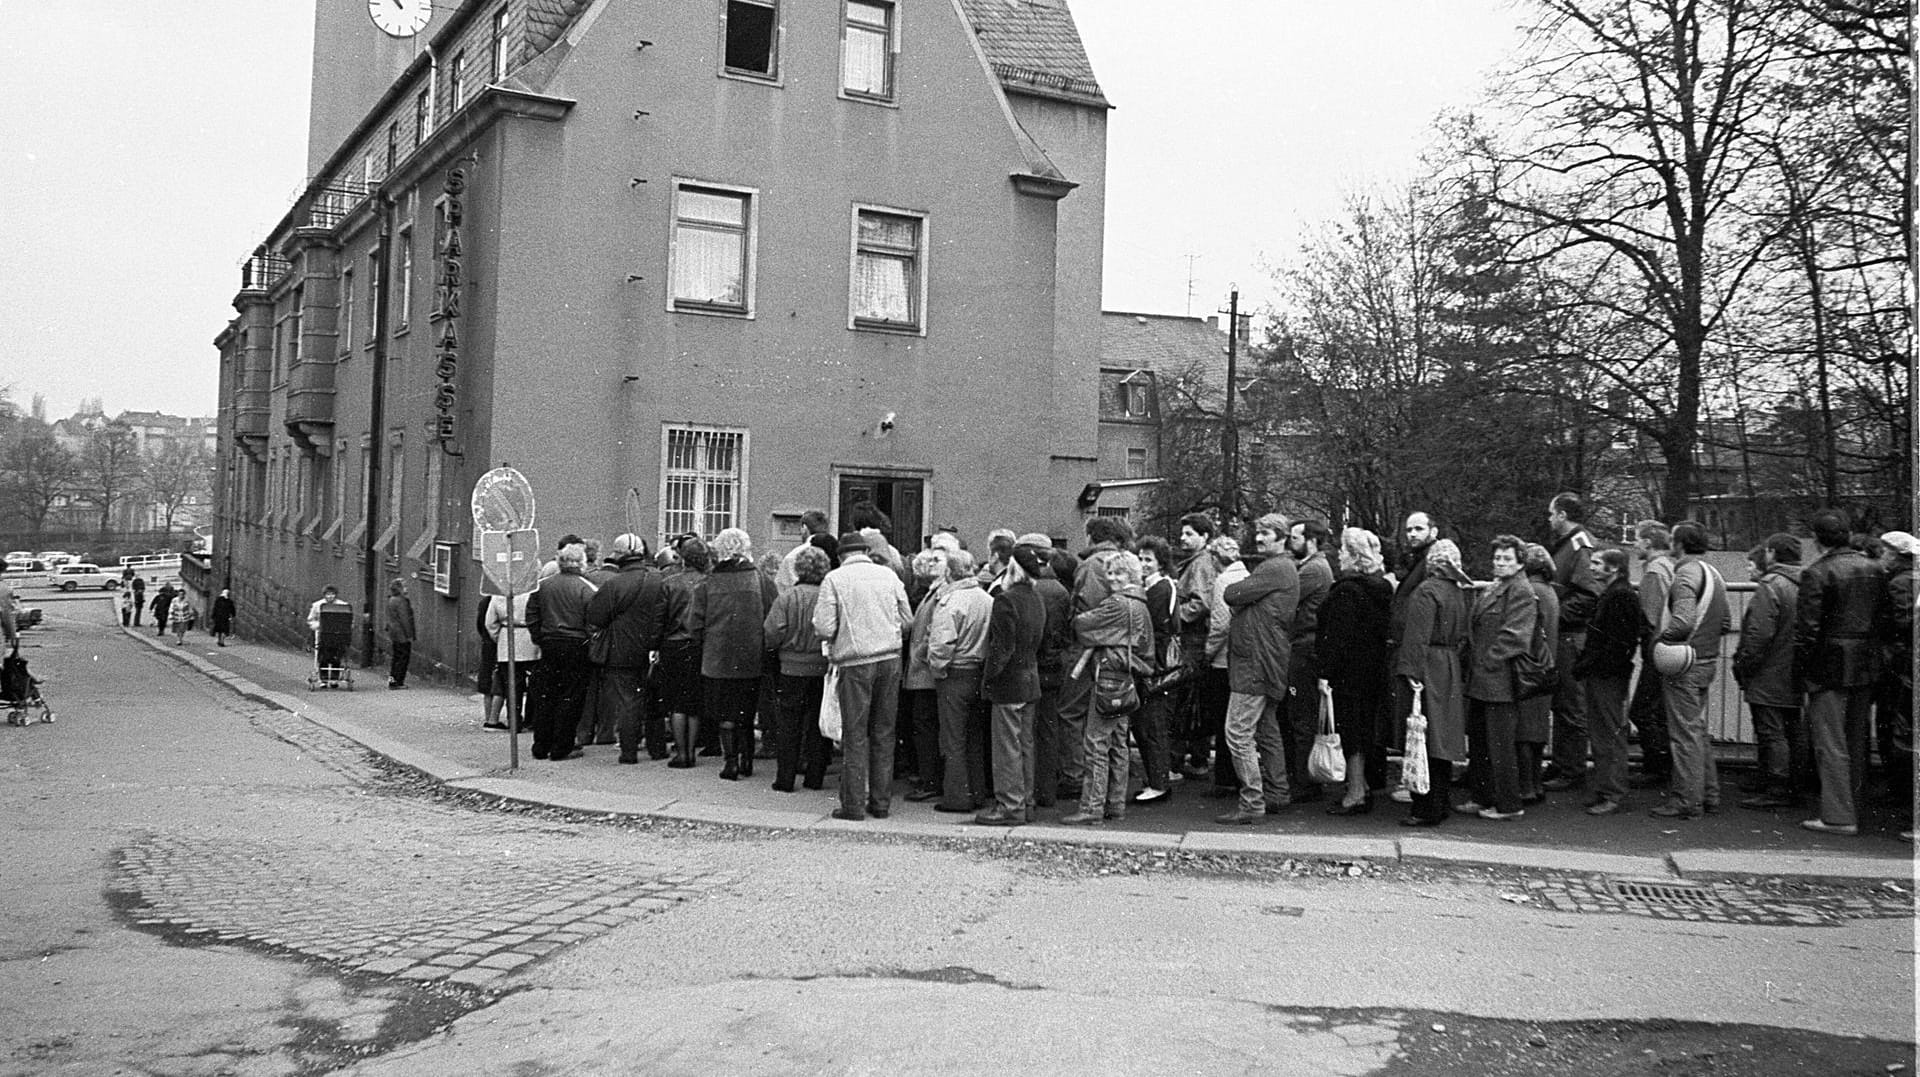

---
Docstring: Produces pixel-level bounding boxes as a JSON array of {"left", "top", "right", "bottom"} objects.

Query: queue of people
[{"left": 467, "top": 499, "right": 1914, "bottom": 838}]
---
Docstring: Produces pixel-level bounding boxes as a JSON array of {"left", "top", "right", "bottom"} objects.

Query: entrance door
[{"left": 837, "top": 474, "right": 924, "bottom": 554}]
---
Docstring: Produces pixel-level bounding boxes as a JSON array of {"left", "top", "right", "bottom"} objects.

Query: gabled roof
[
  {"left": 957, "top": 0, "right": 1109, "bottom": 107},
  {"left": 1101, "top": 311, "right": 1231, "bottom": 394}
]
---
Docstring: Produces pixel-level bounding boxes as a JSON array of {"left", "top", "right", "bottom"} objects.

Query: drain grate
[{"left": 1610, "top": 879, "right": 1718, "bottom": 907}]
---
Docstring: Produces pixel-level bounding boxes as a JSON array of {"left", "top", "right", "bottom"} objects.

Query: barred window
[{"left": 661, "top": 426, "right": 746, "bottom": 540}]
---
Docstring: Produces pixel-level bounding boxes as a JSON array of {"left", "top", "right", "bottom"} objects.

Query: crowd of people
[{"left": 466, "top": 498, "right": 1915, "bottom": 838}]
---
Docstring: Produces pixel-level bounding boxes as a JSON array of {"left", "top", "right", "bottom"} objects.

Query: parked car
[
  {"left": 37, "top": 551, "right": 76, "bottom": 567},
  {"left": 48, "top": 563, "right": 119, "bottom": 592}
]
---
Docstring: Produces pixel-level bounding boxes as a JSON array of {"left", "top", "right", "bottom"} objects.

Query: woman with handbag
[
  {"left": 1461, "top": 535, "right": 1539, "bottom": 821},
  {"left": 763, "top": 545, "right": 834, "bottom": 792},
  {"left": 1317, "top": 528, "right": 1394, "bottom": 815},
  {"left": 1393, "top": 539, "right": 1473, "bottom": 826},
  {"left": 1129, "top": 536, "right": 1180, "bottom": 805}
]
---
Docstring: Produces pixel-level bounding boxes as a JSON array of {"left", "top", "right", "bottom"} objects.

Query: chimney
[{"left": 1205, "top": 316, "right": 1219, "bottom": 330}]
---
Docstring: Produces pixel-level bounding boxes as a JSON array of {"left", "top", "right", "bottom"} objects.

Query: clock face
[{"left": 369, "top": 0, "right": 432, "bottom": 38}]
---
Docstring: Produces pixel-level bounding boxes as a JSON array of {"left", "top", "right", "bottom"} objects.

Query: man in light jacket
[
  {"left": 1216, "top": 515, "right": 1299, "bottom": 825},
  {"left": 1650, "top": 521, "right": 1729, "bottom": 820},
  {"left": 813, "top": 532, "right": 912, "bottom": 822},
  {"left": 927, "top": 550, "right": 994, "bottom": 812}
]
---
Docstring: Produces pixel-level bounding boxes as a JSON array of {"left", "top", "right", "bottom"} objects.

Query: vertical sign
[{"left": 431, "top": 166, "right": 465, "bottom": 446}]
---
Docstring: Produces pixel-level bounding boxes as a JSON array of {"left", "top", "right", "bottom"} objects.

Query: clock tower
[{"left": 305, "top": 0, "right": 429, "bottom": 177}]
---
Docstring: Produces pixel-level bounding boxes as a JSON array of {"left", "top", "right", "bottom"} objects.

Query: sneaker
[
  {"left": 1800, "top": 819, "right": 1858, "bottom": 836},
  {"left": 1131, "top": 786, "right": 1169, "bottom": 804},
  {"left": 1388, "top": 785, "right": 1412, "bottom": 804},
  {"left": 1585, "top": 798, "right": 1621, "bottom": 816},
  {"left": 1477, "top": 807, "right": 1525, "bottom": 821}
]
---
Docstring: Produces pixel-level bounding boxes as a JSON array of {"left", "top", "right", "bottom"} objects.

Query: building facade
[{"left": 214, "top": 0, "right": 1109, "bottom": 672}]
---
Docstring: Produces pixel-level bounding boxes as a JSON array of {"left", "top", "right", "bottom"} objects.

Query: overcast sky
[{"left": 0, "top": 0, "right": 1521, "bottom": 421}]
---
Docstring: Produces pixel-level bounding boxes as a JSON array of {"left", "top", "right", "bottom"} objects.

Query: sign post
[{"left": 472, "top": 467, "right": 537, "bottom": 770}]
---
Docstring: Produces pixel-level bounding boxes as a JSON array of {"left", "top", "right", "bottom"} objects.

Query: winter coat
[
  {"left": 1223, "top": 554, "right": 1299, "bottom": 699},
  {"left": 1549, "top": 525, "right": 1599, "bottom": 630},
  {"left": 1394, "top": 568, "right": 1471, "bottom": 761},
  {"left": 1291, "top": 552, "right": 1333, "bottom": 655},
  {"left": 694, "top": 560, "right": 777, "bottom": 680},
  {"left": 904, "top": 581, "right": 943, "bottom": 690},
  {"left": 1388, "top": 545, "right": 1433, "bottom": 647},
  {"left": 1206, "top": 560, "right": 1248, "bottom": 669},
  {"left": 385, "top": 593, "right": 416, "bottom": 644},
  {"left": 1033, "top": 575, "right": 1072, "bottom": 690},
  {"left": 928, "top": 577, "right": 994, "bottom": 676},
  {"left": 1637, "top": 554, "right": 1676, "bottom": 640},
  {"left": 1733, "top": 563, "right": 1801, "bottom": 707},
  {"left": 812, "top": 556, "right": 912, "bottom": 668},
  {"left": 583, "top": 559, "right": 667, "bottom": 669},
  {"left": 1072, "top": 586, "right": 1154, "bottom": 676},
  {"left": 762, "top": 583, "right": 828, "bottom": 677},
  {"left": 211, "top": 595, "right": 236, "bottom": 634},
  {"left": 1657, "top": 557, "right": 1731, "bottom": 661},
  {"left": 1794, "top": 546, "right": 1887, "bottom": 688},
  {"left": 486, "top": 593, "right": 540, "bottom": 662},
  {"left": 1576, "top": 576, "right": 1640, "bottom": 681},
  {"left": 1467, "top": 574, "right": 1537, "bottom": 703},
  {"left": 661, "top": 568, "right": 706, "bottom": 644},
  {"left": 1174, "top": 547, "right": 1219, "bottom": 646},
  {"left": 983, "top": 579, "right": 1047, "bottom": 705},
  {"left": 527, "top": 571, "right": 597, "bottom": 646}
]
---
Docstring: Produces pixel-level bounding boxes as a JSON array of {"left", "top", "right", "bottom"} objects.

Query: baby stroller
[
  {"left": 3, "top": 642, "right": 53, "bottom": 725},
  {"left": 307, "top": 601, "right": 356, "bottom": 691}
]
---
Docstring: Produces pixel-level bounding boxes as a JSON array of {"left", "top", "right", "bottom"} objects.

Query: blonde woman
[{"left": 1317, "top": 527, "right": 1393, "bottom": 814}]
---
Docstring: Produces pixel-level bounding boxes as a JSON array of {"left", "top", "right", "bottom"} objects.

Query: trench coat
[
  {"left": 1466, "top": 574, "right": 1537, "bottom": 704},
  {"left": 1394, "top": 574, "right": 1470, "bottom": 761}
]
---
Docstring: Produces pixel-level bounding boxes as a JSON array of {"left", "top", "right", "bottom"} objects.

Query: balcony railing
[
  {"left": 239, "top": 251, "right": 291, "bottom": 292},
  {"left": 308, "top": 178, "right": 372, "bottom": 230}
]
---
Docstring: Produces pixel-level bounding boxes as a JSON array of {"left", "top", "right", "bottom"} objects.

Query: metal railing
[
  {"left": 308, "top": 178, "right": 372, "bottom": 229},
  {"left": 239, "top": 251, "right": 290, "bottom": 292}
]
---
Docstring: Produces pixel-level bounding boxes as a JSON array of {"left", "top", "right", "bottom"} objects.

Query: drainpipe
[{"left": 362, "top": 192, "right": 393, "bottom": 666}]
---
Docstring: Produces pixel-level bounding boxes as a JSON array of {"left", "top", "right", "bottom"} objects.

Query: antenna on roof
[{"left": 1183, "top": 253, "right": 1200, "bottom": 317}]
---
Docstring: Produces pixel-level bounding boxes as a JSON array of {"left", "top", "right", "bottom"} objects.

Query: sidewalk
[{"left": 128, "top": 626, "right": 1915, "bottom": 886}]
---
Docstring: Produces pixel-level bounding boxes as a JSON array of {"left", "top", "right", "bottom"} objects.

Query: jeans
[
  {"left": 1466, "top": 699, "right": 1522, "bottom": 814},
  {"left": 990, "top": 701, "right": 1037, "bottom": 813},
  {"left": 1808, "top": 686, "right": 1873, "bottom": 827},
  {"left": 1746, "top": 702, "right": 1806, "bottom": 797},
  {"left": 935, "top": 667, "right": 986, "bottom": 809},
  {"left": 1585, "top": 673, "right": 1631, "bottom": 802},
  {"left": 1081, "top": 712, "right": 1133, "bottom": 815},
  {"left": 1223, "top": 691, "right": 1287, "bottom": 813},
  {"left": 1661, "top": 664, "right": 1720, "bottom": 812},
  {"left": 1131, "top": 691, "right": 1173, "bottom": 790},
  {"left": 775, "top": 673, "right": 829, "bottom": 789},
  {"left": 1057, "top": 649, "right": 1092, "bottom": 786},
  {"left": 1550, "top": 631, "right": 1588, "bottom": 775},
  {"left": 836, "top": 658, "right": 901, "bottom": 815}
]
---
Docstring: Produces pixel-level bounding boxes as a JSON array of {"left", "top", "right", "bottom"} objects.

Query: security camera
[{"left": 879, "top": 412, "right": 896, "bottom": 431}]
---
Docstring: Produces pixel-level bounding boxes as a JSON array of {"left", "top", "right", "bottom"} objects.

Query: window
[
  {"left": 851, "top": 207, "right": 924, "bottom": 331},
  {"left": 395, "top": 227, "right": 413, "bottom": 330},
  {"left": 1126, "top": 447, "right": 1147, "bottom": 479},
  {"left": 661, "top": 426, "right": 746, "bottom": 540},
  {"left": 288, "top": 286, "right": 303, "bottom": 369},
  {"left": 386, "top": 121, "right": 398, "bottom": 172},
  {"left": 449, "top": 51, "right": 467, "bottom": 111},
  {"left": 365, "top": 252, "right": 379, "bottom": 340},
  {"left": 364, "top": 153, "right": 378, "bottom": 186},
  {"left": 414, "top": 88, "right": 430, "bottom": 144},
  {"left": 340, "top": 268, "right": 354, "bottom": 350},
  {"left": 724, "top": 0, "right": 778, "bottom": 78},
  {"left": 670, "top": 183, "right": 754, "bottom": 314},
  {"left": 490, "top": 7, "right": 509, "bottom": 81},
  {"left": 841, "top": 1, "right": 895, "bottom": 100},
  {"left": 1125, "top": 379, "right": 1151, "bottom": 417}
]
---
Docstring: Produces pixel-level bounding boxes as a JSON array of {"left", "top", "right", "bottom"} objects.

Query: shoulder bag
[
  {"left": 1511, "top": 587, "right": 1559, "bottom": 700},
  {"left": 1651, "top": 562, "right": 1720, "bottom": 677}
]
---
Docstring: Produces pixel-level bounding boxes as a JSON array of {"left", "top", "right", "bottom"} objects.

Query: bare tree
[
  {"left": 1, "top": 430, "right": 80, "bottom": 539},
  {"left": 80, "top": 421, "right": 143, "bottom": 535},
  {"left": 142, "top": 441, "right": 213, "bottom": 537}
]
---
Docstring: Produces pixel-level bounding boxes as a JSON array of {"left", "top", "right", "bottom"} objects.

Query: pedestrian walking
[
  {"left": 117, "top": 585, "right": 134, "bottom": 627},
  {"left": 168, "top": 591, "right": 194, "bottom": 646},
  {"left": 211, "top": 588, "right": 236, "bottom": 645},
  {"left": 812, "top": 532, "right": 912, "bottom": 822},
  {"left": 130, "top": 575, "right": 146, "bottom": 626},
  {"left": 152, "top": 581, "right": 175, "bottom": 636}
]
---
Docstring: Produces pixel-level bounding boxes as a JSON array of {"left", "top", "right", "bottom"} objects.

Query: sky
[{"left": 0, "top": 0, "right": 1523, "bottom": 422}]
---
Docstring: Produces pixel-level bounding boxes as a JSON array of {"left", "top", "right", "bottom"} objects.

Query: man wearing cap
[
  {"left": 585, "top": 534, "right": 668, "bottom": 764},
  {"left": 975, "top": 536, "right": 1050, "bottom": 825},
  {"left": 1795, "top": 509, "right": 1887, "bottom": 835},
  {"left": 814, "top": 532, "right": 913, "bottom": 821}
]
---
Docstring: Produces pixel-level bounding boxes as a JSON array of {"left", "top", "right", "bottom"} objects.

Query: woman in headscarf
[
  {"left": 693, "top": 527, "right": 778, "bottom": 780},
  {"left": 1317, "top": 527, "right": 1393, "bottom": 814},
  {"left": 1393, "top": 539, "right": 1473, "bottom": 826}
]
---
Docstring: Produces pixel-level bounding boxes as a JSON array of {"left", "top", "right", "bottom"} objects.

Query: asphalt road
[{"left": 2, "top": 603, "right": 1913, "bottom": 1076}]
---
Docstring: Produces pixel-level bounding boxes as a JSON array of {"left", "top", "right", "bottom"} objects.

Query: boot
[
  {"left": 718, "top": 726, "right": 740, "bottom": 780},
  {"left": 738, "top": 728, "right": 755, "bottom": 778}
]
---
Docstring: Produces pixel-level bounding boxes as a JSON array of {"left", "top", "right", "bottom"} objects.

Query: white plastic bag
[
  {"left": 1401, "top": 680, "right": 1431, "bottom": 795},
  {"left": 1307, "top": 679, "right": 1345, "bottom": 784},
  {"left": 818, "top": 664, "right": 843, "bottom": 744}
]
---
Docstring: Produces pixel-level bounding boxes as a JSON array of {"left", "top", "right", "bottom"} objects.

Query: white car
[{"left": 48, "top": 563, "right": 119, "bottom": 591}]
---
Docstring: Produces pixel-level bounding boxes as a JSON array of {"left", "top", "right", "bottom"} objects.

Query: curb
[{"left": 125, "top": 627, "right": 1914, "bottom": 886}]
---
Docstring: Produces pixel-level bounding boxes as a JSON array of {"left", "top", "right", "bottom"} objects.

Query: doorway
[{"left": 837, "top": 473, "right": 925, "bottom": 555}]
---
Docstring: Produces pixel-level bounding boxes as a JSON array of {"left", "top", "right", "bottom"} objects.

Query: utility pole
[{"left": 1219, "top": 286, "right": 1240, "bottom": 525}]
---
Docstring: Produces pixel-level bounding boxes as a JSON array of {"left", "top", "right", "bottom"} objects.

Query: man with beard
[
  {"left": 1386, "top": 511, "right": 1438, "bottom": 800},
  {"left": 1284, "top": 519, "right": 1333, "bottom": 800}
]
